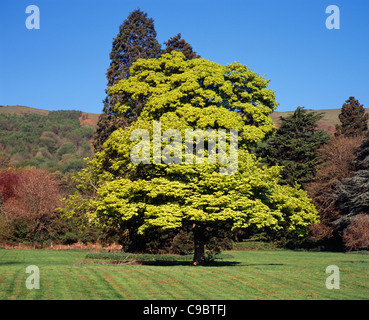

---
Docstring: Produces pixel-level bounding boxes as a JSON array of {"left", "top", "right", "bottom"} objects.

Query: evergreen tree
[
  {"left": 335, "top": 96, "right": 368, "bottom": 137},
  {"left": 93, "top": 9, "right": 162, "bottom": 151},
  {"left": 257, "top": 107, "right": 331, "bottom": 187},
  {"left": 164, "top": 33, "right": 200, "bottom": 60}
]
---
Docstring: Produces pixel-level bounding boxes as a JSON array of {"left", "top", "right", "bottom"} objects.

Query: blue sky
[{"left": 0, "top": 0, "right": 368, "bottom": 113}]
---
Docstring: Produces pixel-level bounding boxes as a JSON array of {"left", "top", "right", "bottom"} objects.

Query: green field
[{"left": 0, "top": 249, "right": 368, "bottom": 300}]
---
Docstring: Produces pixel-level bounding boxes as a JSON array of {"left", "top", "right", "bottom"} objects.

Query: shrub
[
  {"left": 57, "top": 142, "right": 77, "bottom": 157},
  {"left": 342, "top": 214, "right": 369, "bottom": 251},
  {"left": 170, "top": 231, "right": 193, "bottom": 255},
  {"left": 0, "top": 168, "right": 62, "bottom": 245}
]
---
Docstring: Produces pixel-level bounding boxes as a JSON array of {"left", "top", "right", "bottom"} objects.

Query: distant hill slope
[
  {"left": 0, "top": 105, "right": 100, "bottom": 128},
  {"left": 0, "top": 105, "right": 50, "bottom": 116},
  {"left": 0, "top": 105, "right": 99, "bottom": 173}
]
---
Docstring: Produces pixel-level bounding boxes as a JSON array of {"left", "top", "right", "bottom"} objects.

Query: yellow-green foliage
[{"left": 63, "top": 52, "right": 318, "bottom": 238}]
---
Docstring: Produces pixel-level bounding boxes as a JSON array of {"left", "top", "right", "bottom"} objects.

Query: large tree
[
  {"left": 257, "top": 107, "right": 331, "bottom": 188},
  {"left": 64, "top": 52, "right": 319, "bottom": 265},
  {"left": 93, "top": 9, "right": 162, "bottom": 151},
  {"left": 335, "top": 96, "right": 368, "bottom": 137}
]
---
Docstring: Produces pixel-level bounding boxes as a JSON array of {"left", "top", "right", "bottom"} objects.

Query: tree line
[
  {"left": 1, "top": 9, "right": 368, "bottom": 262},
  {"left": 256, "top": 97, "right": 369, "bottom": 250}
]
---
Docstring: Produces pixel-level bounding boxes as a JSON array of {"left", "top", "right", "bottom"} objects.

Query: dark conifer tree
[
  {"left": 163, "top": 33, "right": 200, "bottom": 60},
  {"left": 93, "top": 9, "right": 162, "bottom": 151},
  {"left": 256, "top": 107, "right": 331, "bottom": 187},
  {"left": 335, "top": 96, "right": 368, "bottom": 137}
]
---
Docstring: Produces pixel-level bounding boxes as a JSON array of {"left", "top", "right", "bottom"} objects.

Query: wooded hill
[{"left": 0, "top": 105, "right": 99, "bottom": 173}]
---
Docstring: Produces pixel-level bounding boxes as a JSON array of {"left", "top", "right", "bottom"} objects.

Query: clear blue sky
[{"left": 0, "top": 0, "right": 368, "bottom": 113}]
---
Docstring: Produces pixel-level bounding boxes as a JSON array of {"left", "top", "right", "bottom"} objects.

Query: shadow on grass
[
  {"left": 137, "top": 261, "right": 286, "bottom": 267},
  {"left": 138, "top": 260, "right": 241, "bottom": 267},
  {"left": 84, "top": 252, "right": 245, "bottom": 267},
  {"left": 0, "top": 262, "right": 24, "bottom": 266},
  {"left": 242, "top": 263, "right": 285, "bottom": 267}
]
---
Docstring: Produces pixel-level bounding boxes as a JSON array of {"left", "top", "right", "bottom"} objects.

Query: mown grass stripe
[{"left": 0, "top": 249, "right": 368, "bottom": 300}]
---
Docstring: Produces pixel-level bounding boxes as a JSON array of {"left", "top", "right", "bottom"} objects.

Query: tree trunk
[{"left": 193, "top": 225, "right": 206, "bottom": 266}]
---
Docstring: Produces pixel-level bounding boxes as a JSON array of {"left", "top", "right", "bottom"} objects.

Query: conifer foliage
[
  {"left": 164, "top": 33, "right": 200, "bottom": 60},
  {"left": 335, "top": 96, "right": 368, "bottom": 137},
  {"left": 93, "top": 9, "right": 162, "bottom": 151},
  {"left": 105, "top": 9, "right": 162, "bottom": 87},
  {"left": 257, "top": 107, "right": 331, "bottom": 187}
]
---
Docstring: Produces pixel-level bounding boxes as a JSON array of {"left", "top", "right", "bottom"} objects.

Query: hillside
[
  {"left": 0, "top": 105, "right": 100, "bottom": 128},
  {"left": 0, "top": 105, "right": 100, "bottom": 173}
]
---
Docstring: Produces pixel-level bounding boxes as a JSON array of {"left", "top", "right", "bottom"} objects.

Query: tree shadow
[
  {"left": 242, "top": 263, "right": 285, "bottom": 267},
  {"left": 205, "top": 260, "right": 241, "bottom": 267},
  {"left": 138, "top": 260, "right": 241, "bottom": 267},
  {"left": 0, "top": 262, "right": 23, "bottom": 266}
]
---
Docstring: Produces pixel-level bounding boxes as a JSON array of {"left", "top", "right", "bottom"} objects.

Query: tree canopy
[
  {"left": 335, "top": 96, "right": 368, "bottom": 137},
  {"left": 164, "top": 33, "right": 200, "bottom": 60},
  {"left": 106, "top": 9, "right": 162, "bottom": 87},
  {"left": 64, "top": 52, "right": 319, "bottom": 265},
  {"left": 335, "top": 136, "right": 369, "bottom": 224}
]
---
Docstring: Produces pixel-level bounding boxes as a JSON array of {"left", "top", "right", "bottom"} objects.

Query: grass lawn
[{"left": 0, "top": 248, "right": 368, "bottom": 300}]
